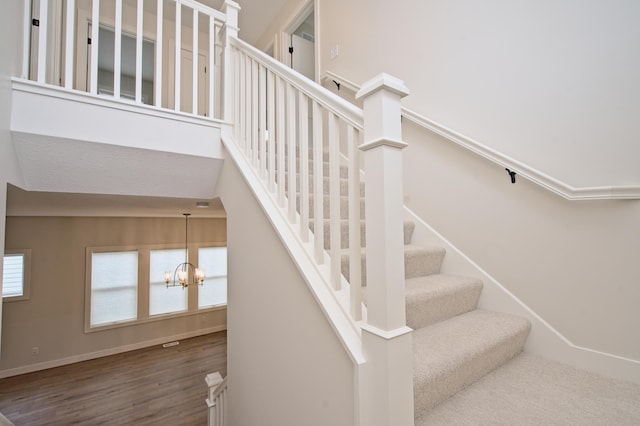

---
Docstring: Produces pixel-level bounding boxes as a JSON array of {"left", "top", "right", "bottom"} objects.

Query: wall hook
[
  {"left": 505, "top": 168, "right": 517, "bottom": 184},
  {"left": 332, "top": 79, "right": 340, "bottom": 90}
]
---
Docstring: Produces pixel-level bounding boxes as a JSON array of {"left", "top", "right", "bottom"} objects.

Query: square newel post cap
[
  {"left": 223, "top": 0, "right": 241, "bottom": 32},
  {"left": 223, "top": 0, "right": 241, "bottom": 12},
  {"left": 355, "top": 73, "right": 410, "bottom": 101}
]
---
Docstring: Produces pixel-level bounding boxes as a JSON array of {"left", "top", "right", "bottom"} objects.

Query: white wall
[
  {"left": 217, "top": 150, "right": 355, "bottom": 426},
  {"left": 0, "top": 0, "right": 28, "bottom": 359},
  {"left": 317, "top": 0, "right": 640, "bottom": 374},
  {"left": 319, "top": 0, "right": 640, "bottom": 188}
]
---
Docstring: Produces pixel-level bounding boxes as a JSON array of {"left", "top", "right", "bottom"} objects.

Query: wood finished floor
[{"left": 0, "top": 331, "right": 227, "bottom": 426}]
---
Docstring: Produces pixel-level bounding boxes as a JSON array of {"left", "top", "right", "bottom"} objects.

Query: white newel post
[
  {"left": 206, "top": 372, "right": 225, "bottom": 426},
  {"left": 356, "top": 73, "right": 414, "bottom": 426},
  {"left": 221, "top": 0, "right": 241, "bottom": 138}
]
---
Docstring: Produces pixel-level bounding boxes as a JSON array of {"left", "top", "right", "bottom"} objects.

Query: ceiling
[{"left": 200, "top": 0, "right": 292, "bottom": 45}]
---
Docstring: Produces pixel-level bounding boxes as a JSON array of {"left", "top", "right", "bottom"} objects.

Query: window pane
[
  {"left": 3, "top": 254, "right": 24, "bottom": 298},
  {"left": 149, "top": 249, "right": 188, "bottom": 315},
  {"left": 198, "top": 247, "right": 227, "bottom": 308},
  {"left": 91, "top": 251, "right": 138, "bottom": 326}
]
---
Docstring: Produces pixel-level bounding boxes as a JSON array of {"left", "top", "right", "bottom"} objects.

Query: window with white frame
[
  {"left": 198, "top": 246, "right": 227, "bottom": 308},
  {"left": 90, "top": 251, "right": 139, "bottom": 327},
  {"left": 86, "top": 244, "right": 226, "bottom": 331},
  {"left": 149, "top": 248, "right": 188, "bottom": 316},
  {"left": 2, "top": 250, "right": 31, "bottom": 301}
]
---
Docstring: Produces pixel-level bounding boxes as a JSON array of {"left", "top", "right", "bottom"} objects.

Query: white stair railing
[
  {"left": 222, "top": 28, "right": 414, "bottom": 426},
  {"left": 205, "top": 372, "right": 228, "bottom": 426},
  {"left": 22, "top": 0, "right": 226, "bottom": 119}
]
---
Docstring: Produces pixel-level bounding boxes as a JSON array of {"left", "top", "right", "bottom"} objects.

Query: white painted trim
[
  {"left": 11, "top": 78, "right": 224, "bottom": 128},
  {"left": 321, "top": 71, "right": 640, "bottom": 201},
  {"left": 0, "top": 325, "right": 226, "bottom": 379},
  {"left": 404, "top": 205, "right": 640, "bottom": 384}
]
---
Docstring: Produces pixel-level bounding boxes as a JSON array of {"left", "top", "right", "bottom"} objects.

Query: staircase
[{"left": 301, "top": 156, "right": 532, "bottom": 419}]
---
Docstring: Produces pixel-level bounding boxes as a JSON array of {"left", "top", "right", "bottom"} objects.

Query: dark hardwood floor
[{"left": 0, "top": 331, "right": 227, "bottom": 426}]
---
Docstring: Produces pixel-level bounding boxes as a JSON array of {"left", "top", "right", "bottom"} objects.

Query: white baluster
[
  {"left": 155, "top": 0, "right": 163, "bottom": 108},
  {"left": 312, "top": 101, "right": 324, "bottom": 264},
  {"left": 174, "top": 1, "right": 181, "bottom": 111},
  {"left": 192, "top": 8, "right": 198, "bottom": 114},
  {"left": 258, "top": 64, "right": 267, "bottom": 177},
  {"left": 64, "top": 0, "right": 76, "bottom": 88},
  {"left": 276, "top": 77, "right": 285, "bottom": 207},
  {"left": 37, "top": 0, "right": 48, "bottom": 83},
  {"left": 251, "top": 58, "right": 259, "bottom": 165},
  {"left": 208, "top": 16, "right": 215, "bottom": 117},
  {"left": 286, "top": 82, "right": 297, "bottom": 223},
  {"left": 22, "top": 0, "right": 31, "bottom": 79},
  {"left": 348, "top": 125, "right": 362, "bottom": 320},
  {"left": 328, "top": 112, "right": 341, "bottom": 290},
  {"left": 90, "top": 0, "right": 99, "bottom": 94},
  {"left": 135, "top": 0, "right": 143, "bottom": 103},
  {"left": 114, "top": 0, "right": 122, "bottom": 98},
  {"left": 267, "top": 70, "right": 276, "bottom": 191},
  {"left": 298, "top": 92, "right": 309, "bottom": 241}
]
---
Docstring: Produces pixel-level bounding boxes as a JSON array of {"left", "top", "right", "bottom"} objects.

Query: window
[
  {"left": 198, "top": 247, "right": 227, "bottom": 308},
  {"left": 90, "top": 251, "right": 138, "bottom": 327},
  {"left": 149, "top": 249, "right": 188, "bottom": 316},
  {"left": 2, "top": 250, "right": 31, "bottom": 301},
  {"left": 86, "top": 244, "right": 226, "bottom": 331}
]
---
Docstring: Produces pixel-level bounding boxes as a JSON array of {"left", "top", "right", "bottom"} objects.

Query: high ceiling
[{"left": 200, "top": 0, "right": 292, "bottom": 45}]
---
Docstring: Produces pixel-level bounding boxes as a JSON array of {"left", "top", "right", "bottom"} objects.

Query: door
[{"left": 291, "top": 34, "right": 314, "bottom": 80}]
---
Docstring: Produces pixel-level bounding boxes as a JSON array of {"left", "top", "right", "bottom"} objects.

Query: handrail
[
  {"left": 321, "top": 71, "right": 640, "bottom": 201},
  {"left": 230, "top": 38, "right": 363, "bottom": 130}
]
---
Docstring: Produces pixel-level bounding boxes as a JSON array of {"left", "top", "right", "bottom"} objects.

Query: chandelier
[{"left": 164, "top": 213, "right": 205, "bottom": 288}]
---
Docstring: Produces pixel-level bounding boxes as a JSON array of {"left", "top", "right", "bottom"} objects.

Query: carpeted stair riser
[
  {"left": 405, "top": 274, "right": 484, "bottom": 330},
  {"left": 298, "top": 194, "right": 366, "bottom": 220},
  {"left": 341, "top": 244, "right": 446, "bottom": 286},
  {"left": 309, "top": 220, "right": 415, "bottom": 249},
  {"left": 412, "top": 310, "right": 531, "bottom": 417}
]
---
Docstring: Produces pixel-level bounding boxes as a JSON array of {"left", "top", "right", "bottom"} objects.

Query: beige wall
[
  {"left": 1, "top": 216, "right": 227, "bottom": 375},
  {"left": 319, "top": 0, "right": 640, "bottom": 188},
  {"left": 218, "top": 151, "right": 355, "bottom": 426}
]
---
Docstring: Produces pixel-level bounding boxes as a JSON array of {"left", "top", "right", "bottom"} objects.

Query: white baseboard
[
  {"left": 404, "top": 206, "right": 640, "bottom": 384},
  {"left": 0, "top": 325, "right": 227, "bottom": 379}
]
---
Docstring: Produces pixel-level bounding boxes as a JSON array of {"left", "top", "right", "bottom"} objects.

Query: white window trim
[
  {"left": 85, "top": 242, "right": 226, "bottom": 333},
  {"left": 3, "top": 249, "right": 32, "bottom": 302}
]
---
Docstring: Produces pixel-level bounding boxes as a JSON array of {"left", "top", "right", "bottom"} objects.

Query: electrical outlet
[{"left": 31, "top": 347, "right": 39, "bottom": 356}]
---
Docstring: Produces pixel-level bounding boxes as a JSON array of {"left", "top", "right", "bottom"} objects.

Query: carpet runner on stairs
[{"left": 291, "top": 154, "right": 532, "bottom": 420}]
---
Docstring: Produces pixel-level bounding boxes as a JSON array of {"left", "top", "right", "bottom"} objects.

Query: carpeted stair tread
[
  {"left": 285, "top": 159, "right": 349, "bottom": 178},
  {"left": 282, "top": 174, "right": 365, "bottom": 196},
  {"left": 341, "top": 244, "right": 445, "bottom": 285},
  {"left": 406, "top": 274, "right": 483, "bottom": 330},
  {"left": 413, "top": 309, "right": 531, "bottom": 416},
  {"left": 310, "top": 219, "right": 414, "bottom": 249}
]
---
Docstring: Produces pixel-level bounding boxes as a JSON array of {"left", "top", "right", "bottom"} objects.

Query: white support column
[
  {"left": 220, "top": 0, "right": 240, "bottom": 137},
  {"left": 356, "top": 73, "right": 414, "bottom": 426}
]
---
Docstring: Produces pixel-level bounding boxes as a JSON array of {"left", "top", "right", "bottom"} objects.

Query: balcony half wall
[{"left": 10, "top": 79, "right": 224, "bottom": 199}]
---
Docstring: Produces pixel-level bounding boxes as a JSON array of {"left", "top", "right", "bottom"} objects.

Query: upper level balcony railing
[{"left": 22, "top": 0, "right": 226, "bottom": 120}]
